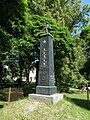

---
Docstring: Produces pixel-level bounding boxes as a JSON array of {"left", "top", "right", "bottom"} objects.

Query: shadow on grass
[
  {"left": 0, "top": 105, "right": 4, "bottom": 109},
  {"left": 65, "top": 96, "right": 90, "bottom": 110},
  {"left": 68, "top": 88, "right": 83, "bottom": 94},
  {"left": 68, "top": 90, "right": 79, "bottom": 94},
  {"left": 0, "top": 91, "right": 6, "bottom": 102}
]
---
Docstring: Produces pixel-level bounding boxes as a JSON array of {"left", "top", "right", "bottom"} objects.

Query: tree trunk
[
  {"left": 25, "top": 69, "right": 30, "bottom": 84},
  {"left": 18, "top": 67, "right": 23, "bottom": 87},
  {"left": 0, "top": 62, "right": 3, "bottom": 82}
]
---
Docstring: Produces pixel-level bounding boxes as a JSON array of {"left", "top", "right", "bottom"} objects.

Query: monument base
[
  {"left": 28, "top": 93, "right": 63, "bottom": 104},
  {"left": 36, "top": 86, "right": 57, "bottom": 95}
]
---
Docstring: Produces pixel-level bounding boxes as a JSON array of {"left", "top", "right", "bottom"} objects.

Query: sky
[{"left": 81, "top": 0, "right": 90, "bottom": 6}]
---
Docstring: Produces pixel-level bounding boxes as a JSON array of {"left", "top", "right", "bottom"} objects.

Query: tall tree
[
  {"left": 0, "top": 0, "right": 28, "bottom": 34},
  {"left": 28, "top": 0, "right": 90, "bottom": 32},
  {"left": 80, "top": 25, "right": 90, "bottom": 81},
  {"left": 0, "top": 0, "right": 34, "bottom": 84},
  {"left": 8, "top": 3, "right": 34, "bottom": 83},
  {"left": 0, "top": 26, "right": 11, "bottom": 81}
]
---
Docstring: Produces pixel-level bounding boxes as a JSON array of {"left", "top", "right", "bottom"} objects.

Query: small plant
[{"left": 0, "top": 89, "right": 5, "bottom": 101}]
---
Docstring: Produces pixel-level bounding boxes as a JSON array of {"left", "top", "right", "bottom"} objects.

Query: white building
[{"left": 29, "top": 68, "right": 36, "bottom": 82}]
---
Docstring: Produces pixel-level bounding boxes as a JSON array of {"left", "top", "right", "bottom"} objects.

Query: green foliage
[
  {"left": 28, "top": 15, "right": 80, "bottom": 91},
  {"left": 0, "top": 0, "right": 87, "bottom": 91},
  {"left": 0, "top": 26, "right": 11, "bottom": 60},
  {"left": 0, "top": 89, "right": 5, "bottom": 101},
  {"left": 80, "top": 26, "right": 90, "bottom": 80},
  {"left": 23, "top": 83, "right": 36, "bottom": 96},
  {"left": 0, "top": 26, "right": 11, "bottom": 81},
  {"left": 28, "top": 0, "right": 90, "bottom": 32},
  {"left": 69, "top": 36, "right": 87, "bottom": 87},
  {"left": 0, "top": 0, "right": 28, "bottom": 33},
  {"left": 0, "top": 0, "right": 33, "bottom": 82}
]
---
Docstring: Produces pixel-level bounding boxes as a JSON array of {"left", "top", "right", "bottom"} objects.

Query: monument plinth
[{"left": 36, "top": 33, "right": 57, "bottom": 95}]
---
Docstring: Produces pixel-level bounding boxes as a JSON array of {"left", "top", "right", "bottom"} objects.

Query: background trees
[
  {"left": 28, "top": 0, "right": 90, "bottom": 32},
  {"left": 80, "top": 26, "right": 90, "bottom": 81},
  {"left": 0, "top": 0, "right": 34, "bottom": 85},
  {"left": 0, "top": 26, "right": 11, "bottom": 81},
  {"left": 0, "top": 0, "right": 89, "bottom": 91},
  {"left": 27, "top": 15, "right": 86, "bottom": 91}
]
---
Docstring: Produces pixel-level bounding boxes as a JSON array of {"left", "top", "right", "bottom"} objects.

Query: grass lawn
[{"left": 0, "top": 88, "right": 90, "bottom": 120}]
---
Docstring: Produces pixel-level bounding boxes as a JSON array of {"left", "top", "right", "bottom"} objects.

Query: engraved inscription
[
  {"left": 40, "top": 72, "right": 48, "bottom": 85},
  {"left": 41, "top": 76, "right": 46, "bottom": 81}
]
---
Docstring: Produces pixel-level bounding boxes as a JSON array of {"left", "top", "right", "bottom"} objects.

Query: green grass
[{"left": 0, "top": 89, "right": 90, "bottom": 120}]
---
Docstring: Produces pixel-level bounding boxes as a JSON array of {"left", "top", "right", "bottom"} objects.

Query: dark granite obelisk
[{"left": 36, "top": 24, "right": 57, "bottom": 95}]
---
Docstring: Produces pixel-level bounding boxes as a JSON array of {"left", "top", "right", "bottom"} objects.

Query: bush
[
  {"left": 23, "top": 83, "right": 36, "bottom": 96},
  {"left": 0, "top": 89, "right": 5, "bottom": 101}
]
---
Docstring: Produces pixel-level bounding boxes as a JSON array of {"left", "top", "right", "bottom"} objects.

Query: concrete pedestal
[{"left": 28, "top": 93, "right": 63, "bottom": 104}]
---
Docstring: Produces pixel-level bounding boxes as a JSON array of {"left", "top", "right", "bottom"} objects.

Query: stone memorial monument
[
  {"left": 28, "top": 24, "right": 63, "bottom": 104},
  {"left": 36, "top": 24, "right": 57, "bottom": 95}
]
